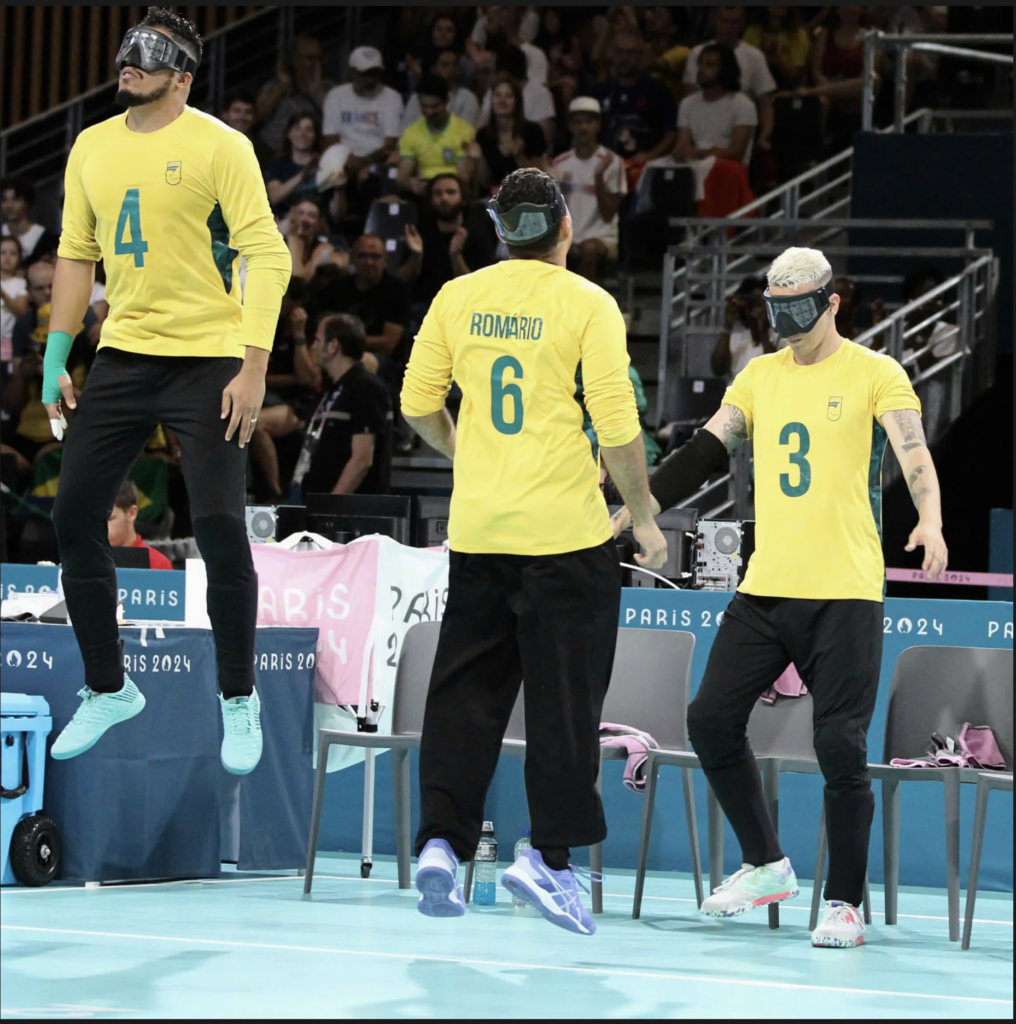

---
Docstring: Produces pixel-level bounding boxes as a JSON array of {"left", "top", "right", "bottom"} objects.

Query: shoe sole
[
  {"left": 701, "top": 887, "right": 800, "bottom": 918},
  {"left": 416, "top": 867, "right": 465, "bottom": 918},
  {"left": 50, "top": 692, "right": 147, "bottom": 760},
  {"left": 501, "top": 872, "right": 596, "bottom": 936},
  {"left": 812, "top": 934, "right": 865, "bottom": 948}
]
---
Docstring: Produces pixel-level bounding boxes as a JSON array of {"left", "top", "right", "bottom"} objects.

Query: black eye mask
[
  {"left": 763, "top": 283, "right": 832, "bottom": 339},
  {"left": 116, "top": 27, "right": 199, "bottom": 76}
]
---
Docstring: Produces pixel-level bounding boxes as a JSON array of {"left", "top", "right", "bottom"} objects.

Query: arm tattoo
[
  {"left": 721, "top": 406, "right": 749, "bottom": 453},
  {"left": 887, "top": 409, "right": 927, "bottom": 453},
  {"left": 907, "top": 465, "right": 932, "bottom": 511}
]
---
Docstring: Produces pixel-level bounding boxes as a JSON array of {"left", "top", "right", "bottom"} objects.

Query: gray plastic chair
[
  {"left": 868, "top": 646, "right": 1013, "bottom": 942},
  {"left": 962, "top": 771, "right": 1013, "bottom": 950},
  {"left": 465, "top": 628, "right": 702, "bottom": 920},
  {"left": 706, "top": 693, "right": 872, "bottom": 930},
  {"left": 304, "top": 621, "right": 441, "bottom": 893}
]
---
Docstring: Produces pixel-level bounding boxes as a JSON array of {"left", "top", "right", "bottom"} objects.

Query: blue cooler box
[{"left": 1, "top": 693, "right": 61, "bottom": 886}]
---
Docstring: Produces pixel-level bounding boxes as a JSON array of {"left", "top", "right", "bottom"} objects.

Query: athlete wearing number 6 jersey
[
  {"left": 47, "top": 9, "right": 291, "bottom": 775},
  {"left": 402, "top": 168, "right": 666, "bottom": 934},
  {"left": 614, "top": 246, "right": 948, "bottom": 949}
]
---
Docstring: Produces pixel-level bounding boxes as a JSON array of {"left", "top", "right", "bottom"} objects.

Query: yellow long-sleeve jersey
[
  {"left": 401, "top": 260, "right": 641, "bottom": 556},
  {"left": 58, "top": 106, "right": 291, "bottom": 357}
]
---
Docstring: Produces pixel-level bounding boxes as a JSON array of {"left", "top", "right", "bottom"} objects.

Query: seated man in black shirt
[
  {"left": 397, "top": 174, "right": 497, "bottom": 310},
  {"left": 293, "top": 314, "right": 393, "bottom": 498}
]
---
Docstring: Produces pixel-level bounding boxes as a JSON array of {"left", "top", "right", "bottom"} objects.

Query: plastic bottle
[
  {"left": 473, "top": 820, "right": 498, "bottom": 906},
  {"left": 512, "top": 828, "right": 533, "bottom": 911}
]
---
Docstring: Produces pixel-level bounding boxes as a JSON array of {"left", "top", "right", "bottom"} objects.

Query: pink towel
[
  {"left": 759, "top": 663, "right": 808, "bottom": 706},
  {"left": 599, "top": 723, "right": 659, "bottom": 794},
  {"left": 890, "top": 723, "right": 1008, "bottom": 770}
]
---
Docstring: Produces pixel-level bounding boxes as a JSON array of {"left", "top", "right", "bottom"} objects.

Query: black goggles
[
  {"left": 116, "top": 27, "right": 199, "bottom": 76},
  {"left": 487, "top": 184, "right": 566, "bottom": 246},
  {"left": 763, "top": 283, "right": 832, "bottom": 339}
]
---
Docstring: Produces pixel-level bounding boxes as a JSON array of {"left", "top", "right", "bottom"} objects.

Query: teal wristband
[{"left": 42, "top": 330, "right": 75, "bottom": 405}]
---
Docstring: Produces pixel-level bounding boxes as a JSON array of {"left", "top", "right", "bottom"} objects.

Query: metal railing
[
  {"left": 860, "top": 31, "right": 1014, "bottom": 132},
  {"left": 0, "top": 6, "right": 362, "bottom": 186}
]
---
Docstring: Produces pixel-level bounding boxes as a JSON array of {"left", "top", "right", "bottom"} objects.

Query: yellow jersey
[
  {"left": 399, "top": 115, "right": 475, "bottom": 180},
  {"left": 401, "top": 260, "right": 640, "bottom": 556},
  {"left": 724, "top": 340, "right": 920, "bottom": 602},
  {"left": 58, "top": 106, "right": 291, "bottom": 358}
]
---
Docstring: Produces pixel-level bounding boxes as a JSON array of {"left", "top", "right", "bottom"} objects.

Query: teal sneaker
[
  {"left": 50, "top": 677, "right": 146, "bottom": 759},
  {"left": 219, "top": 687, "right": 262, "bottom": 775},
  {"left": 700, "top": 857, "right": 799, "bottom": 918}
]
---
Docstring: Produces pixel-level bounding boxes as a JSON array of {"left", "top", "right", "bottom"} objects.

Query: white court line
[
  {"left": 3, "top": 873, "right": 1012, "bottom": 927},
  {"left": 1, "top": 925, "right": 1011, "bottom": 1007}
]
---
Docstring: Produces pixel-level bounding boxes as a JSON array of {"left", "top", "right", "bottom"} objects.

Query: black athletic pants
[
  {"left": 415, "top": 538, "right": 621, "bottom": 864},
  {"left": 687, "top": 593, "right": 882, "bottom": 907},
  {"left": 52, "top": 349, "right": 257, "bottom": 699}
]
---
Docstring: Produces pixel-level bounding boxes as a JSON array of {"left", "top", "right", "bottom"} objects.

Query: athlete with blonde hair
[{"left": 614, "top": 245, "right": 948, "bottom": 948}]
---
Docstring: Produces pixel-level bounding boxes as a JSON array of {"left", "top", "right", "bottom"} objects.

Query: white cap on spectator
[
  {"left": 349, "top": 46, "right": 384, "bottom": 73},
  {"left": 568, "top": 97, "right": 602, "bottom": 116}
]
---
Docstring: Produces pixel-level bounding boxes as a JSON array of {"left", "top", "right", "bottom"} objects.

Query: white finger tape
[{"left": 50, "top": 413, "right": 68, "bottom": 441}]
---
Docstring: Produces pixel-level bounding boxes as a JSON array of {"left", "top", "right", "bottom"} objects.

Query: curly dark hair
[
  {"left": 699, "top": 42, "right": 741, "bottom": 94},
  {"left": 138, "top": 6, "right": 203, "bottom": 66},
  {"left": 495, "top": 167, "right": 562, "bottom": 258}
]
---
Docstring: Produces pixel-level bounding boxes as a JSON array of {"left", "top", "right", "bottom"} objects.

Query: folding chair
[
  {"left": 963, "top": 771, "right": 1014, "bottom": 949},
  {"left": 304, "top": 620, "right": 440, "bottom": 893},
  {"left": 867, "top": 646, "right": 1013, "bottom": 941}
]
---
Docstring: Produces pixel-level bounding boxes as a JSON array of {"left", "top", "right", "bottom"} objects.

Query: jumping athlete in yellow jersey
[
  {"left": 45, "top": 8, "right": 291, "bottom": 774},
  {"left": 402, "top": 168, "right": 667, "bottom": 935},
  {"left": 614, "top": 246, "right": 949, "bottom": 950}
]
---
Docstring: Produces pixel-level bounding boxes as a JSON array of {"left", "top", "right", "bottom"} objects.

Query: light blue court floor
[{"left": 1, "top": 854, "right": 1011, "bottom": 1019}]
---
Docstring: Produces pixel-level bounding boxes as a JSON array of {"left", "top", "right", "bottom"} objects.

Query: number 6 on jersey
[{"left": 491, "top": 355, "right": 524, "bottom": 435}]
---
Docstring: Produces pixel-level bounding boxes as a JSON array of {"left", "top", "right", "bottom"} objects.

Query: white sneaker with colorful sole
[{"left": 812, "top": 900, "right": 866, "bottom": 948}]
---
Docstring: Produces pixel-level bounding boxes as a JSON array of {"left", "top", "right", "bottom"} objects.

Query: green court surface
[{"left": 1, "top": 854, "right": 1011, "bottom": 1019}]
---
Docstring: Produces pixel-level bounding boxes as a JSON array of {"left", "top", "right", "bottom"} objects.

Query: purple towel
[
  {"left": 890, "top": 723, "right": 1008, "bottom": 770},
  {"left": 759, "top": 663, "right": 808, "bottom": 706},
  {"left": 599, "top": 723, "right": 659, "bottom": 794}
]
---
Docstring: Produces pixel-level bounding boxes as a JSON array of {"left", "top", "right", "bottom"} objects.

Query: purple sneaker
[
  {"left": 416, "top": 839, "right": 465, "bottom": 918},
  {"left": 501, "top": 849, "right": 596, "bottom": 936}
]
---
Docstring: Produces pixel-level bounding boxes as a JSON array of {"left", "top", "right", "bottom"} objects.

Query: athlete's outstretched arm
[
  {"left": 404, "top": 409, "right": 456, "bottom": 461},
  {"left": 881, "top": 409, "right": 948, "bottom": 578}
]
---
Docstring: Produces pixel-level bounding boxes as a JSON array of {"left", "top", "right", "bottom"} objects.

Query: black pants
[
  {"left": 687, "top": 593, "right": 882, "bottom": 907},
  {"left": 52, "top": 349, "right": 257, "bottom": 699},
  {"left": 415, "top": 538, "right": 621, "bottom": 863}
]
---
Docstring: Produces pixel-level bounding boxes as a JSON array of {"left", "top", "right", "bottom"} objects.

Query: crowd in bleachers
[{"left": 0, "top": 6, "right": 1008, "bottom": 560}]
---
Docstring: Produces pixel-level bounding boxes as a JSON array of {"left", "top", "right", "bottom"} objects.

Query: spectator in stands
[
  {"left": 808, "top": 6, "right": 875, "bottom": 150},
  {"left": 591, "top": 30, "right": 678, "bottom": 190},
  {"left": 107, "top": 479, "right": 173, "bottom": 569},
  {"left": 220, "top": 90, "right": 274, "bottom": 167},
  {"left": 532, "top": 8, "right": 583, "bottom": 114},
  {"left": 294, "top": 314, "right": 393, "bottom": 498},
  {"left": 321, "top": 46, "right": 404, "bottom": 208},
  {"left": 900, "top": 265, "right": 959, "bottom": 371},
  {"left": 645, "top": 6, "right": 695, "bottom": 95},
  {"left": 467, "top": 6, "right": 547, "bottom": 93},
  {"left": 683, "top": 7, "right": 776, "bottom": 154},
  {"left": 1, "top": 179, "right": 60, "bottom": 269},
  {"left": 403, "top": 48, "right": 480, "bottom": 131},
  {"left": 397, "top": 76, "right": 476, "bottom": 196},
  {"left": 405, "top": 14, "right": 475, "bottom": 94},
  {"left": 834, "top": 276, "right": 863, "bottom": 339},
  {"left": 471, "top": 74, "right": 550, "bottom": 194},
  {"left": 744, "top": 7, "right": 812, "bottom": 92},
  {"left": 264, "top": 113, "right": 325, "bottom": 220},
  {"left": 286, "top": 195, "right": 348, "bottom": 286},
  {"left": 397, "top": 174, "right": 498, "bottom": 307},
  {"left": 552, "top": 98, "right": 627, "bottom": 283},
  {"left": 257, "top": 34, "right": 333, "bottom": 155},
  {"left": 477, "top": 45, "right": 557, "bottom": 152},
  {"left": 711, "top": 276, "right": 774, "bottom": 377},
  {"left": 674, "top": 44, "right": 758, "bottom": 166},
  {"left": 1, "top": 237, "right": 27, "bottom": 383}
]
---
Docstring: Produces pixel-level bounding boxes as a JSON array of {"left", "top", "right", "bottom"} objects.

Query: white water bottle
[{"left": 512, "top": 828, "right": 532, "bottom": 910}]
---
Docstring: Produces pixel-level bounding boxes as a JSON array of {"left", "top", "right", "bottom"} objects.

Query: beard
[
  {"left": 115, "top": 76, "right": 174, "bottom": 108},
  {"left": 435, "top": 202, "right": 463, "bottom": 224}
]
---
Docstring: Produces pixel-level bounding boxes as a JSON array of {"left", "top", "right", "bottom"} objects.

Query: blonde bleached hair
[{"left": 766, "top": 247, "right": 833, "bottom": 290}]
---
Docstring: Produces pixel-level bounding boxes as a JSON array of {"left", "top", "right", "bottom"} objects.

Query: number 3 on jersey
[
  {"left": 114, "top": 188, "right": 149, "bottom": 268},
  {"left": 491, "top": 355, "right": 524, "bottom": 435},
  {"left": 779, "top": 422, "right": 811, "bottom": 496}
]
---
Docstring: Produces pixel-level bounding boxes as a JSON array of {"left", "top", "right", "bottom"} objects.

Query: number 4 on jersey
[{"left": 114, "top": 188, "right": 149, "bottom": 267}]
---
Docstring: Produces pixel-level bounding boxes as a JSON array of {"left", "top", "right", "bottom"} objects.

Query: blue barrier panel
[
  {"left": 1, "top": 563, "right": 185, "bottom": 621},
  {"left": 316, "top": 591, "right": 1013, "bottom": 894}
]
